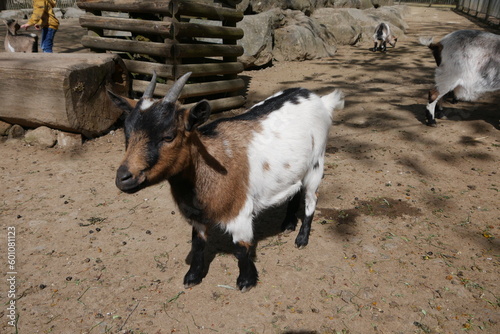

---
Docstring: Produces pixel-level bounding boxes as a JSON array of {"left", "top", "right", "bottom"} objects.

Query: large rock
[
  {"left": 0, "top": 10, "right": 25, "bottom": 20},
  {"left": 312, "top": 8, "right": 362, "bottom": 45},
  {"left": 315, "top": 5, "right": 408, "bottom": 45},
  {"left": 237, "top": 9, "right": 283, "bottom": 68},
  {"left": 273, "top": 10, "right": 337, "bottom": 61}
]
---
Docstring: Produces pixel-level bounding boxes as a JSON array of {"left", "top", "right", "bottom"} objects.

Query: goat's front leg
[
  {"left": 184, "top": 227, "right": 206, "bottom": 288},
  {"left": 234, "top": 241, "right": 258, "bottom": 292}
]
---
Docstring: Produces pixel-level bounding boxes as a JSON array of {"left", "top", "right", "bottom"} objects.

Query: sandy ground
[{"left": 1, "top": 6, "right": 499, "bottom": 334}]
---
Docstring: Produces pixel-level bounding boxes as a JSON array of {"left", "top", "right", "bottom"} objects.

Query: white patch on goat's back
[{"left": 247, "top": 93, "right": 332, "bottom": 214}]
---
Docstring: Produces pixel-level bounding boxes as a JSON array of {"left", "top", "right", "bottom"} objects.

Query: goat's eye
[{"left": 161, "top": 134, "right": 175, "bottom": 143}]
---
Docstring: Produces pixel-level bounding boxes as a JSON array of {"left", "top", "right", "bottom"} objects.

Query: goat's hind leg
[
  {"left": 281, "top": 191, "right": 302, "bottom": 232},
  {"left": 426, "top": 89, "right": 446, "bottom": 127},
  {"left": 295, "top": 161, "right": 324, "bottom": 248}
]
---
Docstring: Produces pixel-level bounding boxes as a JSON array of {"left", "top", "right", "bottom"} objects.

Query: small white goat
[
  {"left": 109, "top": 72, "right": 344, "bottom": 291},
  {"left": 372, "top": 22, "right": 397, "bottom": 52},
  {"left": 420, "top": 29, "right": 500, "bottom": 126},
  {"left": 4, "top": 19, "right": 38, "bottom": 53}
]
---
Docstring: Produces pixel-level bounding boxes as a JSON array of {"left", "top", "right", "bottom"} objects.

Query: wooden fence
[
  {"left": 6, "top": 0, "right": 77, "bottom": 9},
  {"left": 76, "top": 0, "right": 246, "bottom": 112},
  {"left": 456, "top": 0, "right": 500, "bottom": 25}
]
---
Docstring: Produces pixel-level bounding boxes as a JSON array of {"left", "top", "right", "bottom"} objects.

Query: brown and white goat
[
  {"left": 372, "top": 22, "right": 397, "bottom": 52},
  {"left": 420, "top": 30, "right": 500, "bottom": 126},
  {"left": 109, "top": 72, "right": 344, "bottom": 291},
  {"left": 4, "top": 19, "right": 38, "bottom": 53}
]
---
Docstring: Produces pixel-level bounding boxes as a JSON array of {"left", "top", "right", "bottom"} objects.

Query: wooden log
[
  {"left": 123, "top": 59, "right": 243, "bottom": 78},
  {"left": 172, "top": 43, "right": 243, "bottom": 58},
  {"left": 133, "top": 78, "right": 245, "bottom": 98},
  {"left": 81, "top": 35, "right": 173, "bottom": 57},
  {"left": 173, "top": 0, "right": 243, "bottom": 22},
  {"left": 80, "top": 14, "right": 173, "bottom": 38},
  {"left": 77, "top": 0, "right": 243, "bottom": 22},
  {"left": 0, "top": 53, "right": 129, "bottom": 137},
  {"left": 77, "top": 0, "right": 174, "bottom": 16},
  {"left": 172, "top": 21, "right": 243, "bottom": 40},
  {"left": 184, "top": 95, "right": 246, "bottom": 113}
]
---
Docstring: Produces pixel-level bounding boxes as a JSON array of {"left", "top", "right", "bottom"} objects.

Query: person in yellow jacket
[{"left": 21, "top": 0, "right": 59, "bottom": 53}]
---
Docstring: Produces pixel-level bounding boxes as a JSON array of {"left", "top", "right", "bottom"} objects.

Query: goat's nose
[{"left": 116, "top": 165, "right": 133, "bottom": 188}]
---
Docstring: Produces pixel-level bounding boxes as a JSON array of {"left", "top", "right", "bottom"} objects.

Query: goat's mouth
[{"left": 115, "top": 165, "right": 146, "bottom": 193}]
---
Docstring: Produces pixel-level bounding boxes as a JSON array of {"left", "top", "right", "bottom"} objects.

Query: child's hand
[{"left": 20, "top": 23, "right": 31, "bottom": 30}]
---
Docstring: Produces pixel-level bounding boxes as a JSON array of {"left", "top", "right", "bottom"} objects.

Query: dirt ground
[{"left": 1, "top": 5, "right": 499, "bottom": 334}]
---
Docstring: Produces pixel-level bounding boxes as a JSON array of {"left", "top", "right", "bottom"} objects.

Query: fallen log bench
[{"left": 0, "top": 53, "right": 129, "bottom": 137}]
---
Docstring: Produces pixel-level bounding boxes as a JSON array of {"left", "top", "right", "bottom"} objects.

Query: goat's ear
[
  {"left": 107, "top": 90, "right": 135, "bottom": 116},
  {"left": 185, "top": 100, "right": 211, "bottom": 131}
]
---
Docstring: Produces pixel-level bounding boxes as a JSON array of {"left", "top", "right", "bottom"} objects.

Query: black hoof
[
  {"left": 426, "top": 120, "right": 437, "bottom": 127},
  {"left": 294, "top": 234, "right": 309, "bottom": 249},
  {"left": 183, "top": 271, "right": 203, "bottom": 288},
  {"left": 237, "top": 274, "right": 258, "bottom": 292}
]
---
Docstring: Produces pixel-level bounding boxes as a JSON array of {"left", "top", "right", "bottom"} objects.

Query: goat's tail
[
  {"left": 419, "top": 36, "right": 434, "bottom": 47},
  {"left": 321, "top": 89, "right": 344, "bottom": 117}
]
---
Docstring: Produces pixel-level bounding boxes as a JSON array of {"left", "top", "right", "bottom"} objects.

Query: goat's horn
[
  {"left": 162, "top": 72, "right": 192, "bottom": 104},
  {"left": 143, "top": 70, "right": 158, "bottom": 98}
]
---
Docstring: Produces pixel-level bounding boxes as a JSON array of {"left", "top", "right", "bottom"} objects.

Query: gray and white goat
[
  {"left": 372, "top": 22, "right": 397, "bottom": 52},
  {"left": 4, "top": 19, "right": 38, "bottom": 53},
  {"left": 420, "top": 29, "right": 500, "bottom": 126},
  {"left": 109, "top": 72, "right": 344, "bottom": 291}
]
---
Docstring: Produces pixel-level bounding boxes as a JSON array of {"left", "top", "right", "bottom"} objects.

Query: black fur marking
[{"left": 200, "top": 88, "right": 312, "bottom": 137}]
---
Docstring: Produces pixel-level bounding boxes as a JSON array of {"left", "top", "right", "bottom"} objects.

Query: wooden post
[{"left": 0, "top": 53, "right": 130, "bottom": 137}]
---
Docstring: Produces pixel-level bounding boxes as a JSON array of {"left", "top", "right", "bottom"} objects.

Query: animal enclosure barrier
[
  {"left": 76, "top": 0, "right": 246, "bottom": 112},
  {"left": 456, "top": 0, "right": 500, "bottom": 25}
]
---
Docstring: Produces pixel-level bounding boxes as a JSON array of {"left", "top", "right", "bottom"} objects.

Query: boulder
[
  {"left": 63, "top": 7, "right": 86, "bottom": 19},
  {"left": 0, "top": 10, "right": 25, "bottom": 20},
  {"left": 237, "top": 9, "right": 283, "bottom": 68},
  {"left": 24, "top": 126, "right": 57, "bottom": 148},
  {"left": 273, "top": 10, "right": 337, "bottom": 61},
  {"left": 312, "top": 8, "right": 362, "bottom": 45}
]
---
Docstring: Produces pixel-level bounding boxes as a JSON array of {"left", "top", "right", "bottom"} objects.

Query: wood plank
[
  {"left": 81, "top": 35, "right": 173, "bottom": 57},
  {"left": 174, "top": 0, "right": 243, "bottom": 22},
  {"left": 80, "top": 14, "right": 173, "bottom": 37},
  {"left": 184, "top": 95, "right": 246, "bottom": 113},
  {"left": 172, "top": 21, "right": 243, "bottom": 39},
  {"left": 123, "top": 59, "right": 243, "bottom": 78},
  {"left": 77, "top": 0, "right": 243, "bottom": 22},
  {"left": 133, "top": 78, "right": 245, "bottom": 98},
  {"left": 173, "top": 43, "right": 243, "bottom": 58},
  {"left": 77, "top": 0, "right": 174, "bottom": 16}
]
